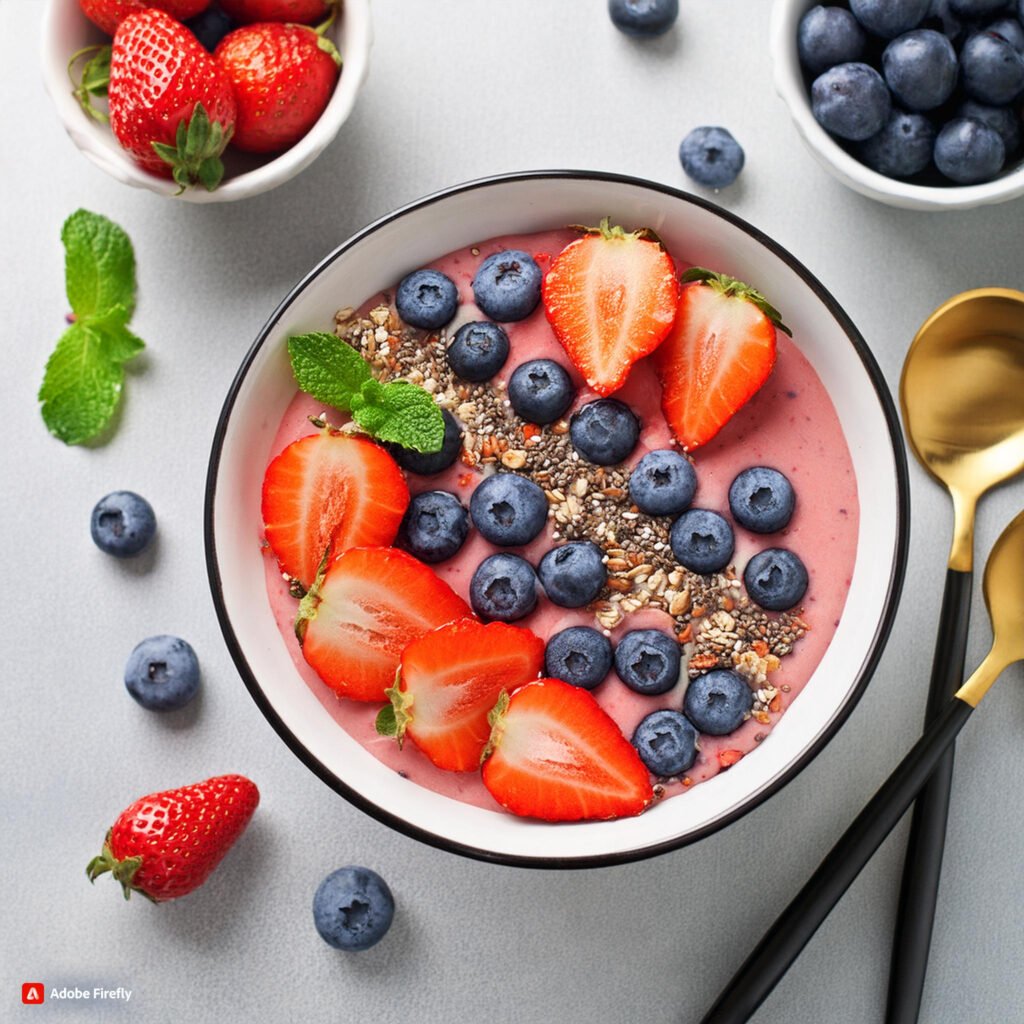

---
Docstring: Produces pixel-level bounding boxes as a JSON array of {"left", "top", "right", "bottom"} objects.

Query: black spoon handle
[
  {"left": 698, "top": 697, "right": 975, "bottom": 1024},
  {"left": 885, "top": 567, "right": 972, "bottom": 1024}
]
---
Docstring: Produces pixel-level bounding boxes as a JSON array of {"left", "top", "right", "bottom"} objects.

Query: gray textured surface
[{"left": 3, "top": 1, "right": 1024, "bottom": 1021}]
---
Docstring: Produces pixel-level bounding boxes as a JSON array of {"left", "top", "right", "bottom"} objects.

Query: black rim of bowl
[{"left": 204, "top": 168, "right": 911, "bottom": 869}]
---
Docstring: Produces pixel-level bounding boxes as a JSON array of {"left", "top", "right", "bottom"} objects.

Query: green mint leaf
[
  {"left": 88, "top": 305, "right": 145, "bottom": 364},
  {"left": 62, "top": 209, "right": 136, "bottom": 319},
  {"left": 38, "top": 323, "right": 124, "bottom": 445},
  {"left": 352, "top": 380, "right": 445, "bottom": 452},
  {"left": 288, "top": 332, "right": 373, "bottom": 411}
]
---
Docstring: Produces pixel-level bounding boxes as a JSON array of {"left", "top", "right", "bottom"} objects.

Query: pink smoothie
[{"left": 261, "top": 230, "right": 859, "bottom": 813}]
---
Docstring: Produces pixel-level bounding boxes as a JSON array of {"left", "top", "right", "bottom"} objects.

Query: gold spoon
[
  {"left": 699, "top": 507, "right": 1024, "bottom": 1024},
  {"left": 889, "top": 288, "right": 1024, "bottom": 1024}
]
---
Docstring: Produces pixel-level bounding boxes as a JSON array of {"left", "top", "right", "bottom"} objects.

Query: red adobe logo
[{"left": 21, "top": 984, "right": 45, "bottom": 1005}]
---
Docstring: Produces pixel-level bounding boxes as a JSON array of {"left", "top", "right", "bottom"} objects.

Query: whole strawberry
[
  {"left": 215, "top": 22, "right": 340, "bottom": 153},
  {"left": 108, "top": 9, "right": 237, "bottom": 190},
  {"left": 87, "top": 775, "right": 259, "bottom": 901},
  {"left": 79, "top": 0, "right": 213, "bottom": 36},
  {"left": 219, "top": 0, "right": 330, "bottom": 24}
]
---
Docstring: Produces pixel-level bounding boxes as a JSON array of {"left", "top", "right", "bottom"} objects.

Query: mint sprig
[
  {"left": 38, "top": 210, "right": 145, "bottom": 445},
  {"left": 288, "top": 332, "right": 445, "bottom": 453}
]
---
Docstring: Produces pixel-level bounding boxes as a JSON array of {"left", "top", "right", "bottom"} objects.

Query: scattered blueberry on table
[
  {"left": 90, "top": 490, "right": 156, "bottom": 558},
  {"left": 396, "top": 491, "right": 469, "bottom": 564},
  {"left": 799, "top": 0, "right": 1024, "bottom": 185},
  {"left": 608, "top": 0, "right": 679, "bottom": 37},
  {"left": 544, "top": 626, "right": 614, "bottom": 690},
  {"left": 124, "top": 635, "right": 200, "bottom": 712},
  {"left": 678, "top": 126, "right": 746, "bottom": 188},
  {"left": 508, "top": 359, "right": 576, "bottom": 425},
  {"left": 313, "top": 866, "right": 395, "bottom": 952}
]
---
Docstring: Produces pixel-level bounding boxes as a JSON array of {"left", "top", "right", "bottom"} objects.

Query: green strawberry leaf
[
  {"left": 38, "top": 322, "right": 125, "bottom": 445},
  {"left": 68, "top": 44, "right": 112, "bottom": 124},
  {"left": 351, "top": 380, "right": 445, "bottom": 452},
  {"left": 62, "top": 209, "right": 136, "bottom": 319},
  {"left": 151, "top": 102, "right": 231, "bottom": 194},
  {"left": 681, "top": 267, "right": 792, "bottom": 337},
  {"left": 288, "top": 332, "right": 373, "bottom": 411},
  {"left": 374, "top": 705, "right": 398, "bottom": 737}
]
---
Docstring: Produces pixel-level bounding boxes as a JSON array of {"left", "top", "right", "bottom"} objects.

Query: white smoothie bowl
[
  {"left": 40, "top": 0, "right": 372, "bottom": 203},
  {"left": 205, "top": 171, "right": 910, "bottom": 866}
]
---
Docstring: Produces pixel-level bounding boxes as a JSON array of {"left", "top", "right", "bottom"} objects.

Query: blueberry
[
  {"left": 957, "top": 98, "right": 1021, "bottom": 152},
  {"left": 628, "top": 450, "right": 697, "bottom": 517},
  {"left": 728, "top": 467, "right": 796, "bottom": 534},
  {"left": 850, "top": 0, "right": 932, "bottom": 39},
  {"left": 387, "top": 409, "right": 462, "bottom": 475},
  {"left": 446, "top": 321, "right": 509, "bottom": 382},
  {"left": 395, "top": 269, "right": 459, "bottom": 330},
  {"left": 857, "top": 108, "right": 937, "bottom": 176},
  {"left": 934, "top": 116, "right": 1007, "bottom": 181},
  {"left": 569, "top": 399, "right": 640, "bottom": 466},
  {"left": 90, "top": 490, "right": 156, "bottom": 557},
  {"left": 470, "top": 553, "right": 539, "bottom": 622},
  {"left": 614, "top": 629, "right": 682, "bottom": 696},
  {"left": 508, "top": 359, "right": 576, "bottom": 425},
  {"left": 313, "top": 866, "right": 395, "bottom": 952},
  {"left": 798, "top": 6, "right": 867, "bottom": 74},
  {"left": 951, "top": 0, "right": 1014, "bottom": 15},
  {"left": 678, "top": 126, "right": 745, "bottom": 189},
  {"left": 988, "top": 15, "right": 1024, "bottom": 52},
  {"left": 607, "top": 0, "right": 679, "bottom": 37},
  {"left": 631, "top": 710, "right": 698, "bottom": 776},
  {"left": 811, "top": 62, "right": 893, "bottom": 140},
  {"left": 469, "top": 472, "right": 548, "bottom": 547},
  {"left": 537, "top": 541, "right": 607, "bottom": 608},
  {"left": 683, "top": 669, "right": 753, "bottom": 736},
  {"left": 882, "top": 30, "right": 958, "bottom": 109},
  {"left": 961, "top": 31, "right": 1024, "bottom": 104},
  {"left": 545, "top": 626, "right": 614, "bottom": 690},
  {"left": 744, "top": 548, "right": 810, "bottom": 611},
  {"left": 186, "top": 7, "right": 235, "bottom": 51},
  {"left": 124, "top": 635, "right": 200, "bottom": 712},
  {"left": 472, "top": 250, "right": 542, "bottom": 322},
  {"left": 396, "top": 491, "right": 469, "bottom": 564},
  {"left": 923, "top": 0, "right": 967, "bottom": 43},
  {"left": 669, "top": 509, "right": 735, "bottom": 574}
]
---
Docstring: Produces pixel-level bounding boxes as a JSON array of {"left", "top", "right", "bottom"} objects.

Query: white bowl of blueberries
[{"left": 772, "top": 0, "right": 1024, "bottom": 209}]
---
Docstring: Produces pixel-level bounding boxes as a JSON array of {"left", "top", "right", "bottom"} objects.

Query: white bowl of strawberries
[
  {"left": 41, "top": 0, "right": 371, "bottom": 201},
  {"left": 206, "top": 171, "right": 909, "bottom": 866}
]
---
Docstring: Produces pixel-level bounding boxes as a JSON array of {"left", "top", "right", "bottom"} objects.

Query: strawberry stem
[
  {"left": 568, "top": 217, "right": 665, "bottom": 248},
  {"left": 480, "top": 690, "right": 511, "bottom": 764},
  {"left": 86, "top": 830, "right": 152, "bottom": 902},
  {"left": 68, "top": 44, "right": 111, "bottom": 125},
  {"left": 380, "top": 673, "right": 413, "bottom": 747},
  {"left": 294, "top": 546, "right": 331, "bottom": 642},
  {"left": 151, "top": 103, "right": 233, "bottom": 195},
  {"left": 681, "top": 267, "right": 792, "bottom": 336},
  {"left": 314, "top": 3, "right": 343, "bottom": 68}
]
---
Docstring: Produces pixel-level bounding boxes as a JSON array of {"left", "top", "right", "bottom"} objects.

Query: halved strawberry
[
  {"left": 654, "top": 268, "right": 790, "bottom": 452},
  {"left": 296, "top": 547, "right": 472, "bottom": 702},
  {"left": 378, "top": 618, "right": 544, "bottom": 772},
  {"left": 541, "top": 218, "right": 679, "bottom": 396},
  {"left": 481, "top": 678, "right": 654, "bottom": 822},
  {"left": 261, "top": 431, "right": 409, "bottom": 590}
]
